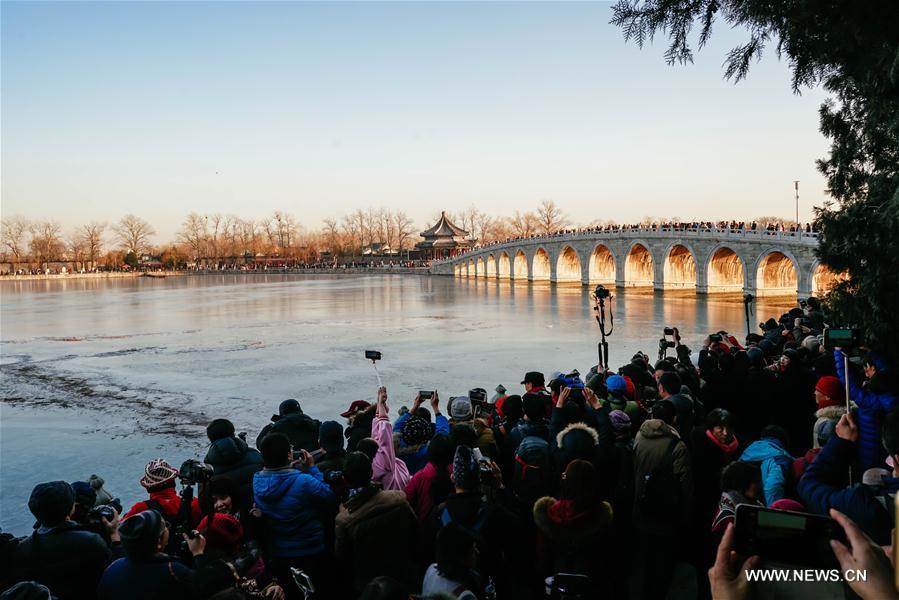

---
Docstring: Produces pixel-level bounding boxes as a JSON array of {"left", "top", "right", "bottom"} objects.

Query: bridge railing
[{"left": 434, "top": 227, "right": 819, "bottom": 264}]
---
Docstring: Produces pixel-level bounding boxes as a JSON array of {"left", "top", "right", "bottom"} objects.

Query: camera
[
  {"left": 324, "top": 470, "right": 344, "bottom": 485},
  {"left": 178, "top": 459, "right": 214, "bottom": 486},
  {"left": 593, "top": 284, "right": 611, "bottom": 300},
  {"left": 418, "top": 390, "right": 433, "bottom": 399},
  {"left": 468, "top": 388, "right": 488, "bottom": 404},
  {"left": 88, "top": 498, "right": 122, "bottom": 523},
  {"left": 663, "top": 327, "right": 674, "bottom": 336},
  {"left": 709, "top": 333, "right": 723, "bottom": 343},
  {"left": 364, "top": 350, "right": 382, "bottom": 361},
  {"left": 823, "top": 327, "right": 862, "bottom": 350},
  {"left": 659, "top": 338, "right": 675, "bottom": 350}
]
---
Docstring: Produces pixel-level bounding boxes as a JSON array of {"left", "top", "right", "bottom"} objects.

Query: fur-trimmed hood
[
  {"left": 533, "top": 496, "right": 612, "bottom": 541},
  {"left": 555, "top": 422, "right": 599, "bottom": 448},
  {"left": 814, "top": 404, "right": 848, "bottom": 420}
]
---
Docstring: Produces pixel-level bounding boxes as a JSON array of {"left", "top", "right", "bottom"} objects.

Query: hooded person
[
  {"left": 533, "top": 460, "right": 613, "bottom": 596},
  {"left": 405, "top": 434, "right": 454, "bottom": 523},
  {"left": 334, "top": 452, "right": 419, "bottom": 595},
  {"left": 11, "top": 481, "right": 114, "bottom": 600},
  {"left": 203, "top": 418, "right": 263, "bottom": 505},
  {"left": 97, "top": 509, "right": 205, "bottom": 600},
  {"left": 738, "top": 425, "right": 795, "bottom": 506},
  {"left": 255, "top": 399, "right": 321, "bottom": 453}
]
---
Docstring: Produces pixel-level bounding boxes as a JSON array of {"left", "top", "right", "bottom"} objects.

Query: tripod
[
  {"left": 592, "top": 286, "right": 614, "bottom": 371},
  {"left": 743, "top": 293, "right": 755, "bottom": 338}
]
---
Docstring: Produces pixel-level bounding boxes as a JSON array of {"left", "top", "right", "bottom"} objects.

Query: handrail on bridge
[{"left": 434, "top": 226, "right": 819, "bottom": 264}]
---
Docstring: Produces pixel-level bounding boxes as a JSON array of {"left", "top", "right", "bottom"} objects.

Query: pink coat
[
  {"left": 372, "top": 415, "right": 411, "bottom": 491},
  {"left": 404, "top": 462, "right": 451, "bottom": 522}
]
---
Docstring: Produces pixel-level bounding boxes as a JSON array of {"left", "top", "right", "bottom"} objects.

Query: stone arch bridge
[{"left": 431, "top": 227, "right": 837, "bottom": 298}]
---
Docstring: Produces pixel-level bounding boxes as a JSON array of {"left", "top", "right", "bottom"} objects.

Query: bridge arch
[
  {"left": 555, "top": 245, "right": 582, "bottom": 282},
  {"left": 755, "top": 248, "right": 799, "bottom": 296},
  {"left": 454, "top": 263, "right": 462, "bottom": 277},
  {"left": 498, "top": 252, "right": 511, "bottom": 278},
  {"left": 486, "top": 254, "right": 497, "bottom": 278},
  {"left": 589, "top": 244, "right": 616, "bottom": 283},
  {"left": 811, "top": 261, "right": 843, "bottom": 296},
  {"left": 706, "top": 244, "right": 745, "bottom": 293},
  {"left": 475, "top": 257, "right": 485, "bottom": 278},
  {"left": 513, "top": 249, "right": 528, "bottom": 279},
  {"left": 467, "top": 258, "right": 474, "bottom": 278},
  {"left": 663, "top": 242, "right": 697, "bottom": 289},
  {"left": 625, "top": 241, "right": 654, "bottom": 287},
  {"left": 531, "top": 247, "right": 551, "bottom": 281}
]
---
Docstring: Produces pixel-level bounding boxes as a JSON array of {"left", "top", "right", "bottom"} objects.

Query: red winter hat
[
  {"left": 623, "top": 375, "right": 636, "bottom": 401},
  {"left": 199, "top": 513, "right": 243, "bottom": 555},
  {"left": 815, "top": 376, "right": 844, "bottom": 408}
]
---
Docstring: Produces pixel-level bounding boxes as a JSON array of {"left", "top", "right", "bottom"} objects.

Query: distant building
[
  {"left": 415, "top": 211, "right": 473, "bottom": 260},
  {"left": 362, "top": 242, "right": 396, "bottom": 256}
]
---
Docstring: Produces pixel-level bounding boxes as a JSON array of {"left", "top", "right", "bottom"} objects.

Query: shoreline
[{"left": 0, "top": 267, "right": 431, "bottom": 282}]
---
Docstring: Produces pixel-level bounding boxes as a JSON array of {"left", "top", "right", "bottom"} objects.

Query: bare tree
[
  {"left": 536, "top": 199, "right": 569, "bottom": 234},
  {"left": 113, "top": 214, "right": 156, "bottom": 255},
  {"left": 508, "top": 210, "right": 539, "bottom": 237},
  {"left": 1, "top": 216, "right": 31, "bottom": 269},
  {"left": 29, "top": 220, "right": 63, "bottom": 269},
  {"left": 392, "top": 211, "right": 416, "bottom": 252},
  {"left": 77, "top": 222, "right": 106, "bottom": 270},
  {"left": 208, "top": 213, "right": 225, "bottom": 263},
  {"left": 178, "top": 213, "right": 208, "bottom": 264}
]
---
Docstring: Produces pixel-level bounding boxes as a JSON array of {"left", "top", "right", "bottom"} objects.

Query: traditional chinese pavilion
[{"left": 415, "top": 211, "right": 473, "bottom": 260}]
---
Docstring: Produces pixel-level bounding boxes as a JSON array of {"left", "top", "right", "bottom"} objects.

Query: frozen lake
[{"left": 0, "top": 273, "right": 793, "bottom": 533}]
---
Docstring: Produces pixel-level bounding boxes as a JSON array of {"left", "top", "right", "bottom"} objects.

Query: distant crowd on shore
[
  {"left": 2, "top": 296, "right": 898, "bottom": 600},
  {"left": 448, "top": 221, "right": 818, "bottom": 259}
]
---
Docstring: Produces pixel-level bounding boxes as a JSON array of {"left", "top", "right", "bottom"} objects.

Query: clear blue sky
[{"left": 2, "top": 1, "right": 831, "bottom": 242}]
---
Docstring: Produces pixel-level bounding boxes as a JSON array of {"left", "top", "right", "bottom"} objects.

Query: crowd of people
[
  {"left": 2, "top": 297, "right": 898, "bottom": 600},
  {"left": 444, "top": 221, "right": 818, "bottom": 261}
]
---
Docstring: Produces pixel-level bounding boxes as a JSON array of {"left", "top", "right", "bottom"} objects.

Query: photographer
[
  {"left": 69, "top": 481, "right": 122, "bottom": 547},
  {"left": 10, "top": 481, "right": 116, "bottom": 599},
  {"left": 255, "top": 399, "right": 321, "bottom": 454},
  {"left": 123, "top": 459, "right": 202, "bottom": 528},
  {"left": 97, "top": 509, "right": 206, "bottom": 600},
  {"left": 203, "top": 418, "right": 263, "bottom": 505}
]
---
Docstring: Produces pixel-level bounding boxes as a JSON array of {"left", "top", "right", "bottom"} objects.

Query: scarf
[{"left": 706, "top": 429, "right": 739, "bottom": 458}]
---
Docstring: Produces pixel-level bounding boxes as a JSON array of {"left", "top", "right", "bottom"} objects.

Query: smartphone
[
  {"left": 823, "top": 328, "right": 861, "bottom": 351},
  {"left": 364, "top": 350, "right": 382, "bottom": 361},
  {"left": 734, "top": 504, "right": 847, "bottom": 568},
  {"left": 418, "top": 390, "right": 433, "bottom": 399}
]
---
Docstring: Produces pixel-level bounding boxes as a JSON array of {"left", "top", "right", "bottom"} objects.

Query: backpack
[
  {"left": 637, "top": 437, "right": 682, "bottom": 519},
  {"left": 513, "top": 435, "right": 552, "bottom": 505}
]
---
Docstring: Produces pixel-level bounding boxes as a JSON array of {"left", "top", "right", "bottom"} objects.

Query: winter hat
[
  {"left": 119, "top": 509, "right": 164, "bottom": 547},
  {"left": 746, "top": 347, "right": 765, "bottom": 367},
  {"left": 271, "top": 399, "right": 301, "bottom": 421},
  {"left": 862, "top": 467, "right": 890, "bottom": 487},
  {"left": 139, "top": 459, "right": 179, "bottom": 490},
  {"left": 623, "top": 375, "right": 636, "bottom": 401},
  {"left": 585, "top": 374, "right": 607, "bottom": 398},
  {"left": 318, "top": 421, "right": 344, "bottom": 453},
  {"left": 400, "top": 416, "right": 431, "bottom": 446},
  {"left": 340, "top": 400, "right": 371, "bottom": 418},
  {"left": 199, "top": 513, "right": 244, "bottom": 556},
  {"left": 606, "top": 375, "right": 627, "bottom": 396},
  {"left": 802, "top": 336, "right": 821, "bottom": 353},
  {"left": 491, "top": 385, "right": 507, "bottom": 403},
  {"left": 0, "top": 582, "right": 52, "bottom": 600},
  {"left": 758, "top": 339, "right": 776, "bottom": 356},
  {"left": 70, "top": 481, "right": 97, "bottom": 508},
  {"left": 452, "top": 445, "right": 481, "bottom": 492},
  {"left": 522, "top": 393, "right": 546, "bottom": 421},
  {"left": 770, "top": 498, "right": 805, "bottom": 512},
  {"left": 815, "top": 376, "right": 844, "bottom": 408},
  {"left": 89, "top": 474, "right": 114, "bottom": 505},
  {"left": 449, "top": 396, "right": 473, "bottom": 421},
  {"left": 762, "top": 318, "right": 778, "bottom": 331},
  {"left": 28, "top": 481, "right": 75, "bottom": 525},
  {"left": 608, "top": 410, "right": 631, "bottom": 434}
]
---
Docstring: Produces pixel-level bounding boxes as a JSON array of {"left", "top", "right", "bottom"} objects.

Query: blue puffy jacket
[
  {"left": 798, "top": 435, "right": 898, "bottom": 546},
  {"left": 739, "top": 437, "right": 794, "bottom": 506},
  {"left": 834, "top": 350, "right": 896, "bottom": 470},
  {"left": 252, "top": 466, "right": 336, "bottom": 558}
]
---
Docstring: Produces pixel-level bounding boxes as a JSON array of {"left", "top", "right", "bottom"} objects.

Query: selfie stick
[
  {"left": 844, "top": 351, "right": 852, "bottom": 485},
  {"left": 371, "top": 360, "right": 382, "bottom": 389}
]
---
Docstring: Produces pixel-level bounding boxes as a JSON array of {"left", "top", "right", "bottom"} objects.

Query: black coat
[
  {"left": 204, "top": 436, "right": 264, "bottom": 502},
  {"left": 11, "top": 522, "right": 111, "bottom": 600},
  {"left": 255, "top": 412, "right": 321, "bottom": 452},
  {"left": 97, "top": 554, "right": 193, "bottom": 600}
]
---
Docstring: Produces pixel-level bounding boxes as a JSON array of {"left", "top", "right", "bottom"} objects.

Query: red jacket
[{"left": 123, "top": 486, "right": 202, "bottom": 526}]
